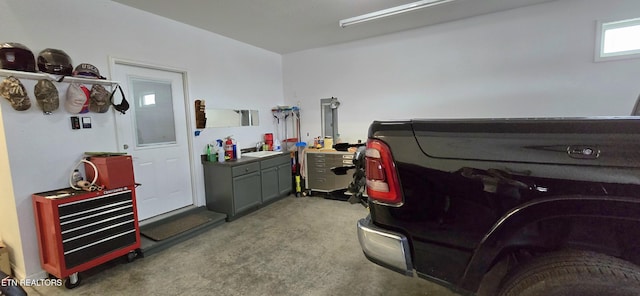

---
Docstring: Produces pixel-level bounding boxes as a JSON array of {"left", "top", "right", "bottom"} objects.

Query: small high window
[
  {"left": 142, "top": 93, "right": 156, "bottom": 106},
  {"left": 597, "top": 17, "right": 640, "bottom": 61}
]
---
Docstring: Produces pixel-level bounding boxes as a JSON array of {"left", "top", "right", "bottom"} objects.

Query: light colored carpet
[{"left": 28, "top": 196, "right": 461, "bottom": 296}]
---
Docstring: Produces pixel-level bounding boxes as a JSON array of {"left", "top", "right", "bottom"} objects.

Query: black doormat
[{"left": 140, "top": 212, "right": 212, "bottom": 241}]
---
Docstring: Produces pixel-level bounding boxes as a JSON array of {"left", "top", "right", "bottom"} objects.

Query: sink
[{"left": 242, "top": 151, "right": 283, "bottom": 158}]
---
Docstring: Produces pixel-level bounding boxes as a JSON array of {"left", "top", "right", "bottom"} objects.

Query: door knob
[{"left": 123, "top": 144, "right": 129, "bottom": 150}]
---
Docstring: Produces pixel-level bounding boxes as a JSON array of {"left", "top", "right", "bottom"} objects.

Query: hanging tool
[
  {"left": 273, "top": 113, "right": 280, "bottom": 143},
  {"left": 284, "top": 111, "right": 289, "bottom": 151}
]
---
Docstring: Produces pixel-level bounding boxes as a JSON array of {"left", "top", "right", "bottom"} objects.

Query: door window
[{"left": 130, "top": 78, "right": 177, "bottom": 146}]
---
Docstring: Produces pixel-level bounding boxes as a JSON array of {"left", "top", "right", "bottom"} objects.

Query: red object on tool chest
[{"left": 85, "top": 155, "right": 135, "bottom": 189}]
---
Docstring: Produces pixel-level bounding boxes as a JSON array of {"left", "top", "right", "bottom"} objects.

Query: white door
[{"left": 112, "top": 62, "right": 193, "bottom": 221}]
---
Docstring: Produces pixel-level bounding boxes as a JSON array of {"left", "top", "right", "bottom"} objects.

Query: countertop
[{"left": 201, "top": 152, "right": 288, "bottom": 166}]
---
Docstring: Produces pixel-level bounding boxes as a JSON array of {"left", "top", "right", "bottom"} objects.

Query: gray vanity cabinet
[
  {"left": 261, "top": 154, "right": 292, "bottom": 204},
  {"left": 204, "top": 161, "right": 262, "bottom": 221},
  {"left": 261, "top": 166, "right": 279, "bottom": 203},
  {"left": 277, "top": 161, "right": 292, "bottom": 196},
  {"left": 232, "top": 170, "right": 262, "bottom": 214},
  {"left": 203, "top": 153, "right": 291, "bottom": 221}
]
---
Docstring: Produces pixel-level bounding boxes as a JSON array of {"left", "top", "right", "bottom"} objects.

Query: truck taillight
[{"left": 365, "top": 139, "right": 402, "bottom": 206}]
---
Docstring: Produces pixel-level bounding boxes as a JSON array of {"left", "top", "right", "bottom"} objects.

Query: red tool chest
[{"left": 32, "top": 185, "right": 140, "bottom": 288}]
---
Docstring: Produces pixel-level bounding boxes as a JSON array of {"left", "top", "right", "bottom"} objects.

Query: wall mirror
[
  {"left": 321, "top": 97, "right": 340, "bottom": 140},
  {"left": 205, "top": 109, "right": 259, "bottom": 128}
]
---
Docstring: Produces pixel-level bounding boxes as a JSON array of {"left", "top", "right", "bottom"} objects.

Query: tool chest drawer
[{"left": 58, "top": 192, "right": 137, "bottom": 269}]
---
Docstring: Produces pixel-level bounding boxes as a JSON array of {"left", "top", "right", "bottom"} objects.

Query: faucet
[{"left": 256, "top": 142, "right": 264, "bottom": 151}]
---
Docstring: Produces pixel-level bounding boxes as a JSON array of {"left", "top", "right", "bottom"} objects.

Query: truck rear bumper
[{"left": 357, "top": 215, "right": 414, "bottom": 276}]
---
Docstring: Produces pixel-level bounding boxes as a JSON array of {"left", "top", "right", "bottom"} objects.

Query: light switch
[
  {"left": 82, "top": 117, "right": 92, "bottom": 129},
  {"left": 70, "top": 116, "right": 80, "bottom": 130}
]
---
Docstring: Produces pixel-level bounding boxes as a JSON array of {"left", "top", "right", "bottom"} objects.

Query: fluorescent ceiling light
[{"left": 339, "top": 0, "right": 456, "bottom": 28}]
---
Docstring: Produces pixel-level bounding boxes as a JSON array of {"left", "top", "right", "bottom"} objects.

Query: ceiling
[{"left": 112, "top": 0, "right": 556, "bottom": 54}]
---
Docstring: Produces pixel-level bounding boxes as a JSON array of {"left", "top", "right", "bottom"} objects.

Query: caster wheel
[
  {"left": 64, "top": 273, "right": 81, "bottom": 289},
  {"left": 126, "top": 250, "right": 138, "bottom": 263}
]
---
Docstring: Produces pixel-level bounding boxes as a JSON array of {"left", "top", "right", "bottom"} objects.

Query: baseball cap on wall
[
  {"left": 34, "top": 79, "right": 59, "bottom": 114},
  {"left": 89, "top": 84, "right": 110, "bottom": 113},
  {"left": 0, "top": 76, "right": 31, "bottom": 111},
  {"left": 66, "top": 83, "right": 90, "bottom": 114}
]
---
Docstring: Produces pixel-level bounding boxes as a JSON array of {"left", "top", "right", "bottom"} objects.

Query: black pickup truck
[{"left": 355, "top": 117, "right": 640, "bottom": 296}]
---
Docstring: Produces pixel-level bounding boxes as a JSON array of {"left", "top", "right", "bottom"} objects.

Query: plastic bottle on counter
[
  {"left": 217, "top": 139, "right": 225, "bottom": 163},
  {"left": 206, "top": 144, "right": 213, "bottom": 162},
  {"left": 234, "top": 143, "right": 241, "bottom": 159},
  {"left": 324, "top": 137, "right": 333, "bottom": 149},
  {"left": 274, "top": 139, "right": 282, "bottom": 151}
]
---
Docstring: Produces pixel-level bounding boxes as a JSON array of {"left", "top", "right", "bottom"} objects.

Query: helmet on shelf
[
  {"left": 0, "top": 43, "right": 37, "bottom": 72},
  {"left": 37, "top": 48, "right": 72, "bottom": 75}
]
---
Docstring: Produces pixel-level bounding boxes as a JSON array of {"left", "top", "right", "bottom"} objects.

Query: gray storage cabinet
[
  {"left": 305, "top": 150, "right": 354, "bottom": 192},
  {"left": 204, "top": 153, "right": 291, "bottom": 221},
  {"left": 261, "top": 154, "right": 293, "bottom": 204},
  {"left": 232, "top": 163, "right": 262, "bottom": 214}
]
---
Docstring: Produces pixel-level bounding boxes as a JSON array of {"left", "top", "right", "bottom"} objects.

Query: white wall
[
  {"left": 0, "top": 0, "right": 283, "bottom": 279},
  {"left": 0, "top": 103, "right": 22, "bottom": 278},
  {"left": 283, "top": 0, "right": 640, "bottom": 144}
]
